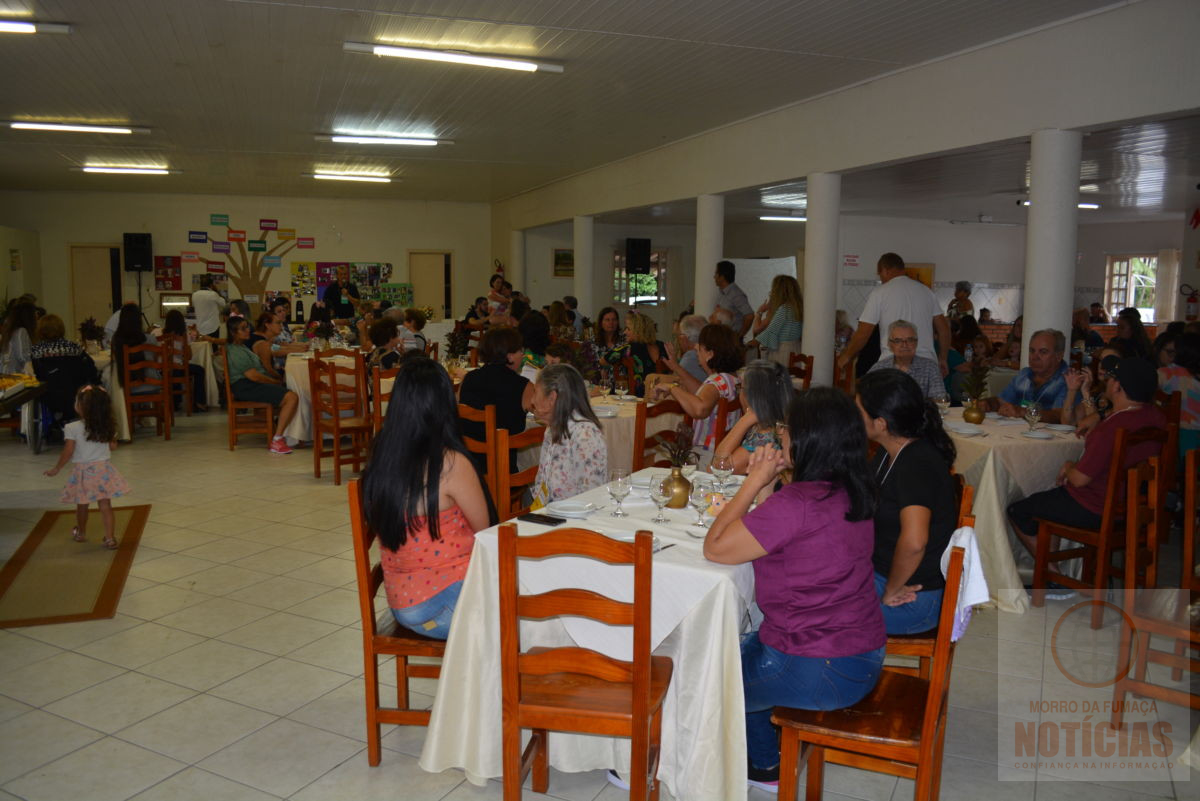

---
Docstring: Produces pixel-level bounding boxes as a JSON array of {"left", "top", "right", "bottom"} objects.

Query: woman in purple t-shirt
[{"left": 704, "top": 387, "right": 886, "bottom": 788}]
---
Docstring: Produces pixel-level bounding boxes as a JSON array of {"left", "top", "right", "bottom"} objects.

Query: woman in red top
[{"left": 361, "top": 356, "right": 494, "bottom": 638}]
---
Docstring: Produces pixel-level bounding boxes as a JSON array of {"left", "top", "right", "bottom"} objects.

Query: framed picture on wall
[{"left": 553, "top": 248, "right": 574, "bottom": 278}]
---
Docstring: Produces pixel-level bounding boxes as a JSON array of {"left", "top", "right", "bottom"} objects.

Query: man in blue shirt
[{"left": 986, "top": 328, "right": 1072, "bottom": 423}]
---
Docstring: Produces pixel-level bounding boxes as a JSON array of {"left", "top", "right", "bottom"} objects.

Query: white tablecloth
[
  {"left": 282, "top": 353, "right": 361, "bottom": 442},
  {"left": 419, "top": 469, "right": 754, "bottom": 801},
  {"left": 948, "top": 415, "right": 1086, "bottom": 614},
  {"left": 516, "top": 398, "right": 682, "bottom": 475}
]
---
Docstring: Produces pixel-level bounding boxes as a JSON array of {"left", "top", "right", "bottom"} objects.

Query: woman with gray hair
[
  {"left": 946, "top": 280, "right": 973, "bottom": 321},
  {"left": 712, "top": 359, "right": 797, "bottom": 474},
  {"left": 529, "top": 364, "right": 608, "bottom": 507}
]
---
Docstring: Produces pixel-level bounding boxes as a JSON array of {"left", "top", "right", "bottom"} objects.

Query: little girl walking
[{"left": 44, "top": 385, "right": 130, "bottom": 549}]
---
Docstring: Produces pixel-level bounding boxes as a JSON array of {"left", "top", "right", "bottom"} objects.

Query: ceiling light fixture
[
  {"left": 312, "top": 171, "right": 392, "bottom": 183},
  {"left": 343, "top": 41, "right": 563, "bottom": 73},
  {"left": 12, "top": 121, "right": 147, "bottom": 134},
  {"left": 321, "top": 134, "right": 442, "bottom": 147},
  {"left": 0, "top": 20, "right": 71, "bottom": 34},
  {"left": 759, "top": 215, "right": 808, "bottom": 222},
  {"left": 1020, "top": 200, "right": 1100, "bottom": 210},
  {"left": 82, "top": 165, "right": 170, "bottom": 175}
]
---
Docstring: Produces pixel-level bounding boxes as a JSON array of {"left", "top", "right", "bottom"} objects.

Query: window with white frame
[
  {"left": 612, "top": 248, "right": 668, "bottom": 307},
  {"left": 1104, "top": 253, "right": 1158, "bottom": 322}
]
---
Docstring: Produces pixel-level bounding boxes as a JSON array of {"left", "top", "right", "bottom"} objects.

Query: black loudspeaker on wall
[
  {"left": 625, "top": 237, "right": 651, "bottom": 275},
  {"left": 123, "top": 232, "right": 153, "bottom": 272}
]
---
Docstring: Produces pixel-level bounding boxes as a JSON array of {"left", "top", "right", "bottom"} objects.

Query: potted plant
[
  {"left": 654, "top": 422, "right": 697, "bottom": 508},
  {"left": 960, "top": 360, "right": 991, "bottom": 424},
  {"left": 79, "top": 317, "right": 106, "bottom": 354}
]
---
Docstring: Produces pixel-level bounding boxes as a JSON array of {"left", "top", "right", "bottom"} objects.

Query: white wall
[
  {"left": 522, "top": 221, "right": 697, "bottom": 333},
  {"left": 0, "top": 225, "right": 41, "bottom": 303},
  {"left": 0, "top": 190, "right": 491, "bottom": 331}
]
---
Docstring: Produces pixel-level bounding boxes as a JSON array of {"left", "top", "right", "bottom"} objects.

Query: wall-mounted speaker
[
  {"left": 625, "top": 237, "right": 651, "bottom": 275},
  {"left": 123, "top": 232, "right": 153, "bottom": 272}
]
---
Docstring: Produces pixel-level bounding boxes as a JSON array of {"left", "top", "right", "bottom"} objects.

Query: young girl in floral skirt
[{"left": 44, "top": 385, "right": 130, "bottom": 549}]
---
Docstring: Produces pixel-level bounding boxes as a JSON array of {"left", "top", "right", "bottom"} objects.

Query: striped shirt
[{"left": 757, "top": 304, "right": 803, "bottom": 350}]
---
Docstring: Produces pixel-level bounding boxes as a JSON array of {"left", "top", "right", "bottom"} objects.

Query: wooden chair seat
[
  {"left": 310, "top": 351, "right": 371, "bottom": 484},
  {"left": 773, "top": 670, "right": 928, "bottom": 753},
  {"left": 221, "top": 346, "right": 274, "bottom": 450},
  {"left": 518, "top": 650, "right": 673, "bottom": 732}
]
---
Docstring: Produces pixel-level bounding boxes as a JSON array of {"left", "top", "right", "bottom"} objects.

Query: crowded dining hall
[{"left": 1, "top": 1, "right": 1198, "bottom": 799}]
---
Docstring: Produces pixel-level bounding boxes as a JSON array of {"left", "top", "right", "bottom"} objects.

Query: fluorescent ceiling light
[
  {"left": 82, "top": 165, "right": 169, "bottom": 175},
  {"left": 0, "top": 20, "right": 70, "bottom": 33},
  {"left": 12, "top": 121, "right": 146, "bottom": 134},
  {"left": 760, "top": 215, "right": 807, "bottom": 222},
  {"left": 326, "top": 134, "right": 440, "bottom": 147},
  {"left": 343, "top": 41, "right": 563, "bottom": 73},
  {"left": 1020, "top": 200, "right": 1100, "bottom": 210},
  {"left": 312, "top": 171, "right": 392, "bottom": 183}
]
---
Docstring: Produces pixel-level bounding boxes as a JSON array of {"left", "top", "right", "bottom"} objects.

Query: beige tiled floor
[{"left": 0, "top": 414, "right": 1195, "bottom": 800}]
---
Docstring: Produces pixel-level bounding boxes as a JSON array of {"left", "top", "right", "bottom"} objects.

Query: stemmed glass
[
  {"left": 608, "top": 468, "right": 632, "bottom": 517},
  {"left": 1023, "top": 402, "right": 1042, "bottom": 433},
  {"left": 934, "top": 393, "right": 951, "bottom": 416},
  {"left": 680, "top": 451, "right": 699, "bottom": 480},
  {"left": 687, "top": 482, "right": 710, "bottom": 534},
  {"left": 615, "top": 377, "right": 630, "bottom": 397},
  {"left": 649, "top": 474, "right": 671, "bottom": 523},
  {"left": 711, "top": 455, "right": 734, "bottom": 495}
]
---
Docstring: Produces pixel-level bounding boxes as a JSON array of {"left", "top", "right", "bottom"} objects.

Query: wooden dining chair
[
  {"left": 1032, "top": 426, "right": 1167, "bottom": 628},
  {"left": 711, "top": 396, "right": 738, "bottom": 449},
  {"left": 498, "top": 524, "right": 672, "bottom": 801},
  {"left": 424, "top": 340, "right": 440, "bottom": 360},
  {"left": 160, "top": 333, "right": 194, "bottom": 416},
  {"left": 632, "top": 399, "right": 687, "bottom": 472},
  {"left": 371, "top": 367, "right": 399, "bottom": 434},
  {"left": 309, "top": 351, "right": 372, "bottom": 485},
  {"left": 457, "top": 403, "right": 497, "bottom": 503},
  {"left": 220, "top": 346, "right": 274, "bottom": 450},
  {"left": 787, "top": 352, "right": 814, "bottom": 390},
  {"left": 122, "top": 341, "right": 172, "bottom": 441},
  {"left": 347, "top": 480, "right": 445, "bottom": 766},
  {"left": 1182, "top": 449, "right": 1199, "bottom": 595},
  {"left": 495, "top": 426, "right": 547, "bottom": 522},
  {"left": 834, "top": 356, "right": 856, "bottom": 395},
  {"left": 1110, "top": 457, "right": 1199, "bottom": 729},
  {"left": 1154, "top": 389, "right": 1182, "bottom": 495},
  {"left": 773, "top": 546, "right": 965, "bottom": 801}
]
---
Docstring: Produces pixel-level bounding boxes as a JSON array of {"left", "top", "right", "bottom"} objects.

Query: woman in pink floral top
[
  {"left": 658, "top": 323, "right": 742, "bottom": 451},
  {"left": 530, "top": 364, "right": 608, "bottom": 507}
]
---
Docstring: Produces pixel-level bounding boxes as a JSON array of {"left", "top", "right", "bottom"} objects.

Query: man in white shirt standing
[
  {"left": 191, "top": 275, "right": 224, "bottom": 339},
  {"left": 713, "top": 260, "right": 754, "bottom": 339},
  {"left": 837, "top": 252, "right": 950, "bottom": 376}
]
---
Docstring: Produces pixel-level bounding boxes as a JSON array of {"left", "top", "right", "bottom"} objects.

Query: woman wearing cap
[{"left": 946, "top": 281, "right": 974, "bottom": 322}]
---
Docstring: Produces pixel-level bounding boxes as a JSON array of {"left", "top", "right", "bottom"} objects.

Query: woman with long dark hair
[
  {"left": 713, "top": 359, "right": 795, "bottom": 474},
  {"left": 658, "top": 323, "right": 742, "bottom": 453},
  {"left": 225, "top": 317, "right": 299, "bottom": 454},
  {"left": 110, "top": 304, "right": 154, "bottom": 389},
  {"left": 704, "top": 387, "right": 884, "bottom": 789},
  {"left": 856, "top": 368, "right": 958, "bottom": 634},
  {"left": 162, "top": 309, "right": 208, "bottom": 411},
  {"left": 362, "top": 357, "right": 493, "bottom": 639}
]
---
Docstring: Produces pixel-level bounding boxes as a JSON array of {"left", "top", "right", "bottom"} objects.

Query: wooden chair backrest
[
  {"left": 468, "top": 348, "right": 479, "bottom": 367},
  {"left": 712, "top": 395, "right": 738, "bottom": 448},
  {"left": 1184, "top": 450, "right": 1198, "bottom": 594},
  {"left": 495, "top": 426, "right": 547, "bottom": 521},
  {"left": 835, "top": 356, "right": 855, "bottom": 394},
  {"left": 1123, "top": 457, "right": 1161, "bottom": 599},
  {"left": 309, "top": 352, "right": 367, "bottom": 431},
  {"left": 371, "top": 367, "right": 399, "bottom": 433},
  {"left": 347, "top": 479, "right": 387, "bottom": 640},
  {"left": 921, "top": 546, "right": 965, "bottom": 752},
  {"left": 159, "top": 334, "right": 190, "bottom": 368},
  {"left": 123, "top": 341, "right": 168, "bottom": 394},
  {"left": 788, "top": 352, "right": 814, "bottom": 390},
  {"left": 498, "top": 524, "right": 655, "bottom": 711},
  {"left": 458, "top": 403, "right": 498, "bottom": 503},
  {"left": 425, "top": 340, "right": 440, "bottom": 360},
  {"left": 1096, "top": 426, "right": 1168, "bottom": 536},
  {"left": 632, "top": 399, "right": 686, "bottom": 472},
  {"left": 1154, "top": 389, "right": 1182, "bottom": 492}
]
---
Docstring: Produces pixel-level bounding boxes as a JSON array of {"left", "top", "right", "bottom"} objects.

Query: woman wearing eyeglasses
[{"left": 866, "top": 319, "right": 945, "bottom": 399}]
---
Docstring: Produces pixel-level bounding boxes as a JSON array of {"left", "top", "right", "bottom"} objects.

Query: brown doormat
[{"left": 0, "top": 505, "right": 150, "bottom": 628}]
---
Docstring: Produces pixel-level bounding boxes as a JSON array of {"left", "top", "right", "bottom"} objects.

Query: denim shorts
[{"left": 391, "top": 580, "right": 463, "bottom": 640}]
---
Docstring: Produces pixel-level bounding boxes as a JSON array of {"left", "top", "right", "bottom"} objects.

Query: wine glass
[
  {"left": 934, "top": 393, "right": 951, "bottom": 416},
  {"left": 615, "top": 377, "right": 630, "bottom": 398},
  {"left": 680, "top": 451, "right": 699, "bottom": 480},
  {"left": 649, "top": 474, "right": 671, "bottom": 523},
  {"left": 688, "top": 483, "right": 710, "bottom": 533},
  {"left": 711, "top": 455, "right": 734, "bottom": 495},
  {"left": 1023, "top": 402, "right": 1042, "bottom": 433},
  {"left": 608, "top": 468, "right": 632, "bottom": 517}
]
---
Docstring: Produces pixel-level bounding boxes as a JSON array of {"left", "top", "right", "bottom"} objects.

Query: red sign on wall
[
  {"left": 296, "top": 237, "right": 315, "bottom": 249},
  {"left": 259, "top": 219, "right": 278, "bottom": 231},
  {"left": 228, "top": 229, "right": 246, "bottom": 242}
]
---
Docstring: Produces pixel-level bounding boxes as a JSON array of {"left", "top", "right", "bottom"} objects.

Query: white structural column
[
  {"left": 573, "top": 216, "right": 595, "bottom": 317},
  {"left": 803, "top": 172, "right": 841, "bottom": 386},
  {"left": 1021, "top": 129, "right": 1081, "bottom": 365},
  {"left": 508, "top": 229, "right": 525, "bottom": 293},
  {"left": 693, "top": 194, "right": 725, "bottom": 317}
]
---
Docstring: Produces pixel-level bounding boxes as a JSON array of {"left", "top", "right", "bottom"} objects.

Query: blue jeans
[
  {"left": 873, "top": 571, "right": 944, "bottom": 635},
  {"left": 741, "top": 631, "right": 884, "bottom": 770},
  {"left": 391, "top": 581, "right": 462, "bottom": 640}
]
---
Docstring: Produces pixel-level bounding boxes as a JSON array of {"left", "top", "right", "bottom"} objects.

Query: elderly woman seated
[
  {"left": 225, "top": 316, "right": 299, "bottom": 454},
  {"left": 655, "top": 323, "right": 743, "bottom": 457},
  {"left": 529, "top": 364, "right": 608, "bottom": 506},
  {"left": 31, "top": 313, "right": 100, "bottom": 436},
  {"left": 866, "top": 319, "right": 945, "bottom": 399},
  {"left": 713, "top": 359, "right": 796, "bottom": 474},
  {"left": 366, "top": 317, "right": 403, "bottom": 372}
]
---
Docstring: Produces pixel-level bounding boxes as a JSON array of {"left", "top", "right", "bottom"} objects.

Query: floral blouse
[
  {"left": 532, "top": 416, "right": 608, "bottom": 508},
  {"left": 693, "top": 372, "right": 741, "bottom": 450}
]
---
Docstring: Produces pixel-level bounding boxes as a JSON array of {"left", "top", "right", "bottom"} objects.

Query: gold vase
[
  {"left": 962, "top": 398, "right": 986, "bottom": 424},
  {"left": 664, "top": 466, "right": 692, "bottom": 508}
]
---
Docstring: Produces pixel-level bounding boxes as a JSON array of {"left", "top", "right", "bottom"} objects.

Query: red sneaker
[{"left": 269, "top": 438, "right": 293, "bottom": 455}]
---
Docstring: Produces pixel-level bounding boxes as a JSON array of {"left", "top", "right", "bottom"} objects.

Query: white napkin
[{"left": 939, "top": 527, "right": 990, "bottom": 641}]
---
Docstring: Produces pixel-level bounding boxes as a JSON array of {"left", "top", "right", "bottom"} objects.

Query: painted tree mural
[{"left": 206, "top": 220, "right": 306, "bottom": 317}]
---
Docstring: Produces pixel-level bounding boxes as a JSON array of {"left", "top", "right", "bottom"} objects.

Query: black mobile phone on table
[{"left": 518, "top": 513, "right": 568, "bottom": 526}]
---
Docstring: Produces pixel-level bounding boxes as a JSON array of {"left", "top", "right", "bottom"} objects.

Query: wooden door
[
  {"left": 70, "top": 245, "right": 120, "bottom": 333},
  {"left": 409, "top": 251, "right": 452, "bottom": 321}
]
